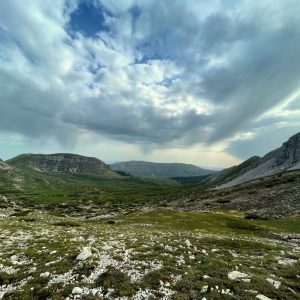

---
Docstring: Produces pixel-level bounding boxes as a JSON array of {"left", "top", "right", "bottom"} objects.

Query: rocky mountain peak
[
  {"left": 275, "top": 132, "right": 300, "bottom": 165},
  {"left": 216, "top": 132, "right": 300, "bottom": 188},
  {"left": 260, "top": 132, "right": 300, "bottom": 169}
]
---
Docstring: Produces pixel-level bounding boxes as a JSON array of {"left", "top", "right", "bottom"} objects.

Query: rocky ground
[
  {"left": 0, "top": 204, "right": 299, "bottom": 299},
  {"left": 170, "top": 170, "right": 300, "bottom": 220}
]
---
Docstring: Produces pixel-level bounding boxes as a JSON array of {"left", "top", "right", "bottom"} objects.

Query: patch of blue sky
[{"left": 68, "top": 0, "right": 109, "bottom": 38}]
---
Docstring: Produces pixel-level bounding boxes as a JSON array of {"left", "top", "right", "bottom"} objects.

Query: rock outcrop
[
  {"left": 0, "top": 160, "right": 13, "bottom": 170},
  {"left": 218, "top": 132, "right": 300, "bottom": 188},
  {"left": 0, "top": 160, "right": 24, "bottom": 187},
  {"left": 7, "top": 153, "right": 119, "bottom": 177}
]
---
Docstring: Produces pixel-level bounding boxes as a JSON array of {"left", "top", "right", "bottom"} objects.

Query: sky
[{"left": 0, "top": 0, "right": 299, "bottom": 169}]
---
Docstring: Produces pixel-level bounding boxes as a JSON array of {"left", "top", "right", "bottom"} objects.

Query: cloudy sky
[{"left": 0, "top": 0, "right": 299, "bottom": 169}]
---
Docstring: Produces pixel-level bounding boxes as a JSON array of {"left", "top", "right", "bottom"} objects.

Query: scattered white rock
[
  {"left": 72, "top": 287, "right": 83, "bottom": 294},
  {"left": 221, "top": 288, "right": 233, "bottom": 295},
  {"left": 131, "top": 288, "right": 155, "bottom": 299},
  {"left": 266, "top": 278, "right": 281, "bottom": 289},
  {"left": 76, "top": 247, "right": 92, "bottom": 261},
  {"left": 245, "top": 289, "right": 258, "bottom": 294},
  {"left": 201, "top": 285, "right": 208, "bottom": 293},
  {"left": 277, "top": 258, "right": 297, "bottom": 266},
  {"left": 177, "top": 255, "right": 185, "bottom": 266},
  {"left": 231, "top": 251, "right": 239, "bottom": 258},
  {"left": 228, "top": 271, "right": 251, "bottom": 281},
  {"left": 0, "top": 263, "right": 17, "bottom": 275},
  {"left": 40, "top": 272, "right": 50, "bottom": 278},
  {"left": 287, "top": 286, "right": 296, "bottom": 295},
  {"left": 256, "top": 294, "right": 273, "bottom": 300},
  {"left": 49, "top": 269, "right": 77, "bottom": 286},
  {"left": 203, "top": 275, "right": 210, "bottom": 279},
  {"left": 185, "top": 239, "right": 191, "bottom": 247},
  {"left": 45, "top": 260, "right": 58, "bottom": 266}
]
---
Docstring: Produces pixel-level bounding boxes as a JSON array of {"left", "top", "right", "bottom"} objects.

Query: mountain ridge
[
  {"left": 110, "top": 160, "right": 216, "bottom": 178},
  {"left": 7, "top": 153, "right": 119, "bottom": 178},
  {"left": 217, "top": 132, "right": 300, "bottom": 188},
  {"left": 209, "top": 156, "right": 261, "bottom": 185}
]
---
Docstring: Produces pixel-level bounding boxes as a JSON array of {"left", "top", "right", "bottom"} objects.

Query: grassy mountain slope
[
  {"left": 0, "top": 159, "right": 25, "bottom": 189},
  {"left": 209, "top": 156, "right": 261, "bottom": 185},
  {"left": 1, "top": 156, "right": 181, "bottom": 207}
]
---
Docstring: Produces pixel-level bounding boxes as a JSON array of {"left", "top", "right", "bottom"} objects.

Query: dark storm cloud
[
  {"left": 62, "top": 96, "right": 212, "bottom": 144},
  {"left": 0, "top": 0, "right": 299, "bottom": 159},
  {"left": 202, "top": 25, "right": 300, "bottom": 142},
  {"left": 226, "top": 124, "right": 300, "bottom": 160}
]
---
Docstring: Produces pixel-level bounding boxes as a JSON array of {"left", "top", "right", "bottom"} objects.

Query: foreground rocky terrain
[
  {"left": 171, "top": 170, "right": 300, "bottom": 220},
  {"left": 0, "top": 202, "right": 299, "bottom": 300}
]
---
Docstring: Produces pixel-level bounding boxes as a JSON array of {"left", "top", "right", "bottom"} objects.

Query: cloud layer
[{"left": 0, "top": 0, "right": 299, "bottom": 164}]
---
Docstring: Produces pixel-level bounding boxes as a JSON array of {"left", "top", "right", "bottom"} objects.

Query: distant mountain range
[
  {"left": 110, "top": 161, "right": 216, "bottom": 178},
  {"left": 1, "top": 132, "right": 299, "bottom": 189},
  {"left": 211, "top": 132, "right": 300, "bottom": 188}
]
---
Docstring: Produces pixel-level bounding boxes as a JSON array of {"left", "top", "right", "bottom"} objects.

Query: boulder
[
  {"left": 201, "top": 285, "right": 208, "bottom": 293},
  {"left": 228, "top": 271, "right": 251, "bottom": 281},
  {"left": 185, "top": 239, "right": 191, "bottom": 247},
  {"left": 76, "top": 247, "right": 92, "bottom": 261},
  {"left": 40, "top": 272, "right": 50, "bottom": 278},
  {"left": 72, "top": 287, "right": 83, "bottom": 294},
  {"left": 256, "top": 295, "right": 273, "bottom": 300},
  {"left": 266, "top": 278, "right": 281, "bottom": 289}
]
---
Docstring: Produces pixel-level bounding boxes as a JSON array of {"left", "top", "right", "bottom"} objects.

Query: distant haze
[{"left": 111, "top": 161, "right": 216, "bottom": 178}]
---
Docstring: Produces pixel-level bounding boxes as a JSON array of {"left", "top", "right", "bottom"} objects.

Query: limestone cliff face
[
  {"left": 261, "top": 132, "right": 300, "bottom": 168},
  {"left": 218, "top": 132, "right": 300, "bottom": 188},
  {"left": 7, "top": 153, "right": 119, "bottom": 177}
]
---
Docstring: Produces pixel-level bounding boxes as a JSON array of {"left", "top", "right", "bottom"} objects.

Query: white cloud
[{"left": 0, "top": 0, "right": 299, "bottom": 167}]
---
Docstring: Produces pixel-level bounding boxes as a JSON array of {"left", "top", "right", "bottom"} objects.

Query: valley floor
[{"left": 0, "top": 209, "right": 299, "bottom": 300}]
